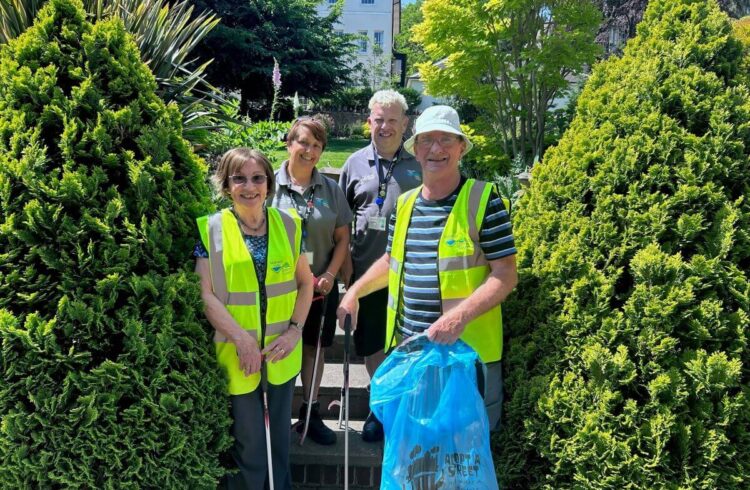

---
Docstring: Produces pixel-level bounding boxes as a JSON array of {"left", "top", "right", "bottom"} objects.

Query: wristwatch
[{"left": 289, "top": 320, "right": 303, "bottom": 334}]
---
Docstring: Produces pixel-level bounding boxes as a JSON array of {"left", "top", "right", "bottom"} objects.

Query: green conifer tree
[
  {"left": 499, "top": 0, "right": 750, "bottom": 488},
  {"left": 0, "top": 0, "right": 231, "bottom": 486}
]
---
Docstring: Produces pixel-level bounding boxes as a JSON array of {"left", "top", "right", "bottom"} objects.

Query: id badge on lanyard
[
  {"left": 370, "top": 150, "right": 397, "bottom": 232},
  {"left": 367, "top": 215, "right": 387, "bottom": 231},
  {"left": 290, "top": 186, "right": 315, "bottom": 263}
]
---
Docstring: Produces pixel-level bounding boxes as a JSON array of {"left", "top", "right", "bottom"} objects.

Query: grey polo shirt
[
  {"left": 270, "top": 161, "right": 353, "bottom": 276},
  {"left": 338, "top": 143, "right": 422, "bottom": 279}
]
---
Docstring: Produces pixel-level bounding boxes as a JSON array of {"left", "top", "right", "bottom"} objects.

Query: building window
[
  {"left": 374, "top": 31, "right": 384, "bottom": 50},
  {"left": 328, "top": 0, "right": 336, "bottom": 3},
  {"left": 358, "top": 30, "right": 368, "bottom": 53},
  {"left": 361, "top": 0, "right": 374, "bottom": 4}
]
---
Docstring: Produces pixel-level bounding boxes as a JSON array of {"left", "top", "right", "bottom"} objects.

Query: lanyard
[
  {"left": 373, "top": 146, "right": 401, "bottom": 211},
  {"left": 285, "top": 186, "right": 315, "bottom": 239}
]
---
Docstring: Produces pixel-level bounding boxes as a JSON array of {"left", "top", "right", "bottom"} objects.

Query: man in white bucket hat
[{"left": 338, "top": 105, "right": 518, "bottom": 431}]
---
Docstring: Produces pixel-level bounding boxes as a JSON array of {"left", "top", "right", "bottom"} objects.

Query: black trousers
[{"left": 225, "top": 377, "right": 295, "bottom": 490}]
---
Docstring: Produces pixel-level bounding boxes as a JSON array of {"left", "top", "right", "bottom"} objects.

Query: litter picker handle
[
  {"left": 343, "top": 314, "right": 351, "bottom": 490},
  {"left": 343, "top": 314, "right": 351, "bottom": 354},
  {"left": 261, "top": 362, "right": 268, "bottom": 393}
]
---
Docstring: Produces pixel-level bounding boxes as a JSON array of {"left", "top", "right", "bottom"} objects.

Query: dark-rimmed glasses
[{"left": 416, "top": 134, "right": 462, "bottom": 148}]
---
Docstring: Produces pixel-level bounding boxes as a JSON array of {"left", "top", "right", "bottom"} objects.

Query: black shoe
[
  {"left": 297, "top": 401, "right": 337, "bottom": 445},
  {"left": 362, "top": 412, "right": 384, "bottom": 442}
]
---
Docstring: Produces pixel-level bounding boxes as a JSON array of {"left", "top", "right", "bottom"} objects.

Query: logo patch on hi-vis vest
[
  {"left": 445, "top": 236, "right": 470, "bottom": 251},
  {"left": 270, "top": 261, "right": 292, "bottom": 274}
]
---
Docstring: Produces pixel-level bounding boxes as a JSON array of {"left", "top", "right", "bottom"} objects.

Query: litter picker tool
[
  {"left": 328, "top": 313, "right": 352, "bottom": 489},
  {"left": 343, "top": 313, "right": 351, "bottom": 490},
  {"left": 298, "top": 293, "right": 327, "bottom": 445},
  {"left": 260, "top": 362, "right": 275, "bottom": 490}
]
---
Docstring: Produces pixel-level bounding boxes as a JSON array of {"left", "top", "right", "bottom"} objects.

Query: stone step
[
  {"left": 290, "top": 420, "right": 383, "bottom": 489},
  {"left": 293, "top": 363, "right": 372, "bottom": 421}
]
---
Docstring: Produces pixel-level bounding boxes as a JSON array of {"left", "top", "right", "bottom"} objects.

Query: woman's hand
[
  {"left": 234, "top": 330, "right": 262, "bottom": 375},
  {"left": 262, "top": 327, "right": 302, "bottom": 363},
  {"left": 315, "top": 271, "right": 336, "bottom": 295}
]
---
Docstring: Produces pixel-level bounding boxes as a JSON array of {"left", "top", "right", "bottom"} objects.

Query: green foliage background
[
  {"left": 200, "top": 99, "right": 290, "bottom": 167},
  {"left": 0, "top": 0, "right": 231, "bottom": 486},
  {"left": 498, "top": 0, "right": 750, "bottom": 488},
  {"left": 191, "top": 0, "right": 358, "bottom": 118}
]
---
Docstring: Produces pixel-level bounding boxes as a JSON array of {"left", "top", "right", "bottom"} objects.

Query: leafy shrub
[
  {"left": 362, "top": 120, "right": 372, "bottom": 140},
  {"left": 202, "top": 99, "right": 290, "bottom": 166},
  {"left": 0, "top": 0, "right": 232, "bottom": 144},
  {"left": 459, "top": 122, "right": 512, "bottom": 180},
  {"left": 488, "top": 154, "right": 527, "bottom": 210},
  {"left": 395, "top": 86, "right": 422, "bottom": 113},
  {"left": 732, "top": 16, "right": 750, "bottom": 45},
  {"left": 498, "top": 0, "right": 750, "bottom": 488},
  {"left": 317, "top": 86, "right": 373, "bottom": 112},
  {"left": 340, "top": 121, "right": 369, "bottom": 139},
  {"left": 0, "top": 0, "right": 231, "bottom": 487},
  {"left": 311, "top": 112, "right": 336, "bottom": 136},
  {"left": 733, "top": 17, "right": 750, "bottom": 86}
]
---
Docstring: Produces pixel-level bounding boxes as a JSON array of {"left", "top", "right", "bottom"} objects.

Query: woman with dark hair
[
  {"left": 195, "top": 147, "right": 313, "bottom": 489},
  {"left": 270, "top": 117, "right": 353, "bottom": 445}
]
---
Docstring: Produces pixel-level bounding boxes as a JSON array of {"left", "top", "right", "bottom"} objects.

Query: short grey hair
[{"left": 368, "top": 89, "right": 408, "bottom": 114}]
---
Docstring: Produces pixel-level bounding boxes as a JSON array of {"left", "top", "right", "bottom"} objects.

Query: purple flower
[{"left": 272, "top": 58, "right": 282, "bottom": 90}]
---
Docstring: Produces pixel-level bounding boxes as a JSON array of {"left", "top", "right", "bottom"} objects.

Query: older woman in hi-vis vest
[{"left": 195, "top": 148, "right": 313, "bottom": 490}]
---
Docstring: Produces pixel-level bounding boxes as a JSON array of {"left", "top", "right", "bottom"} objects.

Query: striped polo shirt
[{"left": 386, "top": 178, "right": 516, "bottom": 337}]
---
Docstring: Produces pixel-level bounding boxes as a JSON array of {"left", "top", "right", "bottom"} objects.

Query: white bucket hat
[{"left": 403, "top": 105, "right": 473, "bottom": 157}]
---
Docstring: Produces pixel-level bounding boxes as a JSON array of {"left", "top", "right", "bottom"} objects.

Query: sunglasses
[{"left": 229, "top": 174, "right": 268, "bottom": 186}]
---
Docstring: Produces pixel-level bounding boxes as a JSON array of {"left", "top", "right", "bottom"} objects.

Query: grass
[{"left": 270, "top": 137, "right": 368, "bottom": 170}]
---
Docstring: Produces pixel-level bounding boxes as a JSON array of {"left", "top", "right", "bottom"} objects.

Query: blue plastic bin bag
[{"left": 371, "top": 334, "right": 499, "bottom": 490}]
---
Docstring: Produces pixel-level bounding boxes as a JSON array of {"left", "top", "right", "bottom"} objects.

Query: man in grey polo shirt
[{"left": 338, "top": 89, "right": 422, "bottom": 442}]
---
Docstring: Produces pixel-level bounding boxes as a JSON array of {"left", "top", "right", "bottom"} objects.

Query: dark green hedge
[
  {"left": 498, "top": 0, "right": 750, "bottom": 488},
  {"left": 0, "top": 0, "right": 231, "bottom": 487}
]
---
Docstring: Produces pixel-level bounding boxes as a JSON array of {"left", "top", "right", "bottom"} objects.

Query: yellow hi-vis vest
[
  {"left": 386, "top": 179, "right": 509, "bottom": 363},
  {"left": 197, "top": 207, "right": 302, "bottom": 395}
]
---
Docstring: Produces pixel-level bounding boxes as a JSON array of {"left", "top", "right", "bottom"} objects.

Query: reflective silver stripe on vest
[
  {"left": 226, "top": 292, "right": 257, "bottom": 306},
  {"left": 208, "top": 213, "right": 230, "bottom": 304},
  {"left": 278, "top": 210, "right": 298, "bottom": 256},
  {"left": 438, "top": 252, "right": 488, "bottom": 271},
  {"left": 390, "top": 257, "right": 400, "bottom": 273},
  {"left": 214, "top": 329, "right": 258, "bottom": 343},
  {"left": 467, "top": 180, "right": 485, "bottom": 242},
  {"left": 209, "top": 213, "right": 259, "bottom": 306},
  {"left": 438, "top": 256, "right": 468, "bottom": 271},
  {"left": 387, "top": 293, "right": 398, "bottom": 310},
  {"left": 266, "top": 320, "right": 291, "bottom": 336},
  {"left": 442, "top": 297, "right": 463, "bottom": 312},
  {"left": 266, "top": 279, "right": 297, "bottom": 297}
]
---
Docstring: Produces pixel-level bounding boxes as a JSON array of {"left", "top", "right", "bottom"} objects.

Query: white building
[{"left": 317, "top": 0, "right": 402, "bottom": 88}]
